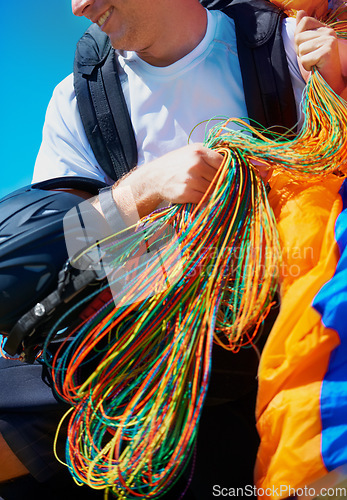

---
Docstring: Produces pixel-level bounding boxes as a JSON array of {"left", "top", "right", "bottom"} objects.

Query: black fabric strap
[
  {"left": 201, "top": 0, "right": 298, "bottom": 134},
  {"left": 32, "top": 176, "right": 107, "bottom": 195},
  {"left": 74, "top": 25, "right": 137, "bottom": 182},
  {"left": 101, "top": 54, "right": 138, "bottom": 174},
  {"left": 228, "top": 0, "right": 297, "bottom": 133}
]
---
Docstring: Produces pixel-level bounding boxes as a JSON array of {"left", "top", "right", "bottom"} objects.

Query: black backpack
[{"left": 73, "top": 0, "right": 297, "bottom": 183}]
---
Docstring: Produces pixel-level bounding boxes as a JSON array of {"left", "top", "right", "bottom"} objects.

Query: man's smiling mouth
[{"left": 97, "top": 7, "right": 114, "bottom": 27}]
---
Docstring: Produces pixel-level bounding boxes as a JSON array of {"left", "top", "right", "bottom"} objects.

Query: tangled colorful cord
[
  {"left": 42, "top": 17, "right": 347, "bottom": 500},
  {"left": 45, "top": 142, "right": 279, "bottom": 498}
]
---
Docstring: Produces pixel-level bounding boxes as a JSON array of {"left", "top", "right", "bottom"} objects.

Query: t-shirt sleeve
[
  {"left": 281, "top": 16, "right": 306, "bottom": 124},
  {"left": 32, "top": 74, "right": 113, "bottom": 185}
]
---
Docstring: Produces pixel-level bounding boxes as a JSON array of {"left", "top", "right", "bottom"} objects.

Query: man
[{"left": 1, "top": 0, "right": 346, "bottom": 498}]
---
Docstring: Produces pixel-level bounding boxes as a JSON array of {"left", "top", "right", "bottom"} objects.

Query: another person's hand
[
  {"left": 294, "top": 10, "right": 347, "bottom": 96},
  {"left": 249, "top": 158, "right": 273, "bottom": 184}
]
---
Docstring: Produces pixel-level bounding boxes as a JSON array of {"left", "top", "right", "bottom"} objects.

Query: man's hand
[
  {"left": 294, "top": 10, "right": 347, "bottom": 97},
  {"left": 92, "top": 144, "right": 221, "bottom": 225},
  {"left": 111, "top": 144, "right": 223, "bottom": 221},
  {"left": 151, "top": 143, "right": 222, "bottom": 205},
  {"left": 93, "top": 143, "right": 273, "bottom": 225}
]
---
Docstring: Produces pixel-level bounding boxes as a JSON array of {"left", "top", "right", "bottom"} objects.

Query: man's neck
[{"left": 135, "top": 2, "right": 208, "bottom": 67}]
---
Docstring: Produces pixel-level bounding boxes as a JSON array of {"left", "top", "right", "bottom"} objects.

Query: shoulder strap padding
[
  {"left": 74, "top": 23, "right": 112, "bottom": 75},
  {"left": 74, "top": 24, "right": 138, "bottom": 182},
  {"left": 201, "top": 0, "right": 298, "bottom": 133}
]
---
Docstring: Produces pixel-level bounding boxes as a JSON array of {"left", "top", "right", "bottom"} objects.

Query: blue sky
[{"left": 0, "top": 1, "right": 90, "bottom": 199}]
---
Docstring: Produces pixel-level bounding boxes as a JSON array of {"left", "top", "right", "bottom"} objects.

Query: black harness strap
[
  {"left": 101, "top": 54, "right": 138, "bottom": 172},
  {"left": 202, "top": 0, "right": 298, "bottom": 134},
  {"left": 74, "top": 26, "right": 137, "bottom": 182}
]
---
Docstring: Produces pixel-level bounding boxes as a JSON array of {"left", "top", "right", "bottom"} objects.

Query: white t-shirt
[{"left": 33, "top": 10, "right": 305, "bottom": 185}]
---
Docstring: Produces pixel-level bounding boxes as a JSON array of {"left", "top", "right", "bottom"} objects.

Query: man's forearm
[
  {"left": 109, "top": 143, "right": 223, "bottom": 224},
  {"left": 111, "top": 161, "right": 163, "bottom": 223}
]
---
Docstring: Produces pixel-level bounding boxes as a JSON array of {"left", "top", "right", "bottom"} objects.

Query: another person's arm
[{"left": 294, "top": 10, "right": 347, "bottom": 99}]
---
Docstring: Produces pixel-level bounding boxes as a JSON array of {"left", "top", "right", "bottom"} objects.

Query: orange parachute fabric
[{"left": 255, "top": 172, "right": 345, "bottom": 497}]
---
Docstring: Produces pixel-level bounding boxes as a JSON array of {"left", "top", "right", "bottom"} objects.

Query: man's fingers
[
  {"left": 188, "top": 175, "right": 211, "bottom": 194},
  {"left": 250, "top": 158, "right": 272, "bottom": 183},
  {"left": 296, "top": 9, "right": 307, "bottom": 25},
  {"left": 296, "top": 26, "right": 336, "bottom": 47},
  {"left": 295, "top": 10, "right": 324, "bottom": 29},
  {"left": 297, "top": 37, "right": 323, "bottom": 57},
  {"left": 201, "top": 147, "right": 224, "bottom": 170},
  {"left": 199, "top": 162, "right": 220, "bottom": 183}
]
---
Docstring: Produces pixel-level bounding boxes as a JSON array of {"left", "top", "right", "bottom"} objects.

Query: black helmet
[{"left": 0, "top": 176, "right": 107, "bottom": 360}]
